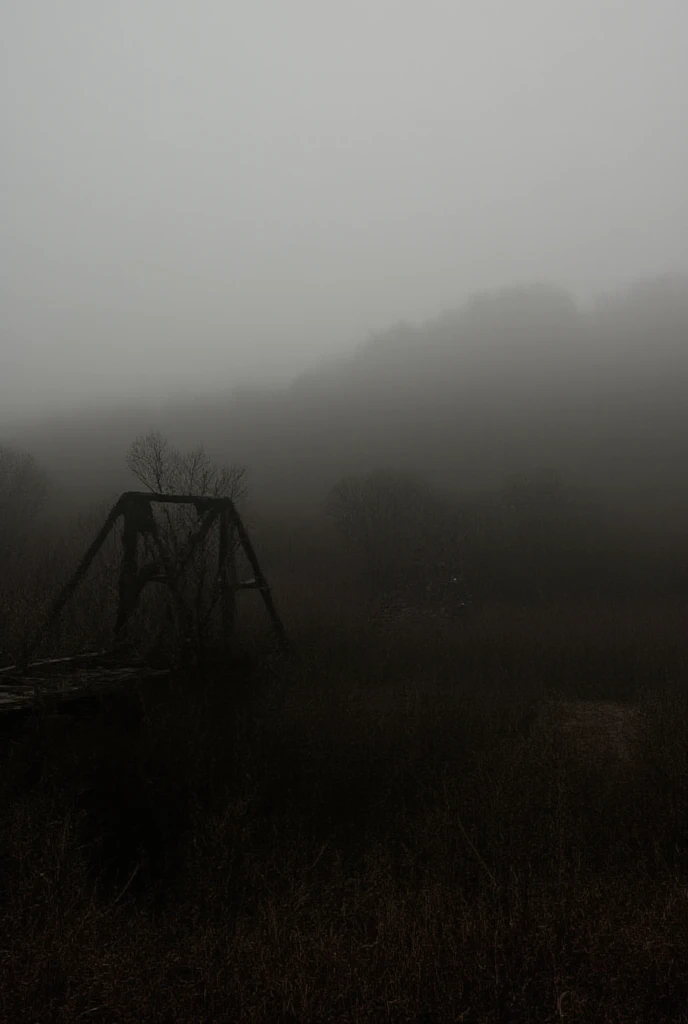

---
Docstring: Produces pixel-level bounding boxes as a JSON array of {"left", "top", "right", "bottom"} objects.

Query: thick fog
[{"left": 3, "top": 0, "right": 687, "bottom": 418}]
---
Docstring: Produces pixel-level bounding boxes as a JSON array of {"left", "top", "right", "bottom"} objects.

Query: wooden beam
[
  {"left": 13, "top": 491, "right": 288, "bottom": 671},
  {"left": 229, "top": 507, "right": 287, "bottom": 645},
  {"left": 217, "top": 508, "right": 236, "bottom": 650},
  {"left": 113, "top": 504, "right": 140, "bottom": 641},
  {"left": 18, "top": 497, "right": 125, "bottom": 672}
]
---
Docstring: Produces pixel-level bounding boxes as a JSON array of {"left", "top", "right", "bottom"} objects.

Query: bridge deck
[{"left": 0, "top": 652, "right": 170, "bottom": 716}]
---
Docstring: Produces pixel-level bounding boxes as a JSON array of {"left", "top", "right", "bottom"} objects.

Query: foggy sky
[{"left": 2, "top": 0, "right": 687, "bottom": 419}]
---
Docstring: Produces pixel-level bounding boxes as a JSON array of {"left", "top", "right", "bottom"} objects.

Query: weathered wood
[
  {"left": 234, "top": 579, "right": 256, "bottom": 590},
  {"left": 0, "top": 650, "right": 110, "bottom": 676},
  {"left": 121, "top": 491, "right": 233, "bottom": 511},
  {"left": 218, "top": 509, "right": 236, "bottom": 649},
  {"left": 114, "top": 505, "right": 140, "bottom": 640},
  {"left": 229, "top": 508, "right": 287, "bottom": 645},
  {"left": 0, "top": 658, "right": 170, "bottom": 716},
  {"left": 18, "top": 500, "right": 124, "bottom": 670},
  {"left": 12, "top": 491, "right": 287, "bottom": 677}
]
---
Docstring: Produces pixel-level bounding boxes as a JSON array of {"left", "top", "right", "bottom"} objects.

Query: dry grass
[{"left": 2, "top": 595, "right": 688, "bottom": 1022}]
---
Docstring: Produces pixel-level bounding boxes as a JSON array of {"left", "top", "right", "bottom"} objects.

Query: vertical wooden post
[
  {"left": 230, "top": 505, "right": 287, "bottom": 646},
  {"left": 114, "top": 505, "right": 140, "bottom": 644},
  {"left": 218, "top": 508, "right": 237, "bottom": 652}
]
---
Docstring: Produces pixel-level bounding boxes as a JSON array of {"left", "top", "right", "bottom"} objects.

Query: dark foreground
[{"left": 2, "top": 602, "right": 688, "bottom": 1023}]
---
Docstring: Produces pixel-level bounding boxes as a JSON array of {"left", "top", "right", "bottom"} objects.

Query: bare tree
[
  {"left": 126, "top": 429, "right": 246, "bottom": 503},
  {"left": 125, "top": 431, "right": 247, "bottom": 655}
]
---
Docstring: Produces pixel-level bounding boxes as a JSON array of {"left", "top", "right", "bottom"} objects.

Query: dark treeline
[{"left": 3, "top": 273, "right": 688, "bottom": 618}]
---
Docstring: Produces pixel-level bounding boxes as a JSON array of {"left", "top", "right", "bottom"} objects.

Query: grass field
[{"left": 1, "top": 599, "right": 688, "bottom": 1022}]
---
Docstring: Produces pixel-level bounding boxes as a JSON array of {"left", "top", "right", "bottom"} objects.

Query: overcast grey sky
[{"left": 2, "top": 0, "right": 687, "bottom": 418}]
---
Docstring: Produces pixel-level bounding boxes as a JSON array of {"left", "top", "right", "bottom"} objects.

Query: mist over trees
[
  {"left": 0, "top": 442, "right": 51, "bottom": 579},
  {"left": 2, "top": 280, "right": 688, "bottom": 1019},
  {"left": 2, "top": 274, "right": 688, "bottom": 609},
  {"left": 0, "top": 444, "right": 50, "bottom": 534},
  {"left": 0, "top": 443, "right": 51, "bottom": 654},
  {"left": 326, "top": 470, "right": 462, "bottom": 598}
]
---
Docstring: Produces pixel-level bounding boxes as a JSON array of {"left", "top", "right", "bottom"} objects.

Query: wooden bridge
[
  {"left": 0, "top": 651, "right": 170, "bottom": 719},
  {"left": 0, "top": 491, "right": 285, "bottom": 719}
]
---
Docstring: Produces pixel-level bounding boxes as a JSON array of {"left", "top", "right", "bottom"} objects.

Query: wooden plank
[
  {"left": 0, "top": 665, "right": 171, "bottom": 716},
  {"left": 0, "top": 650, "right": 111, "bottom": 677}
]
